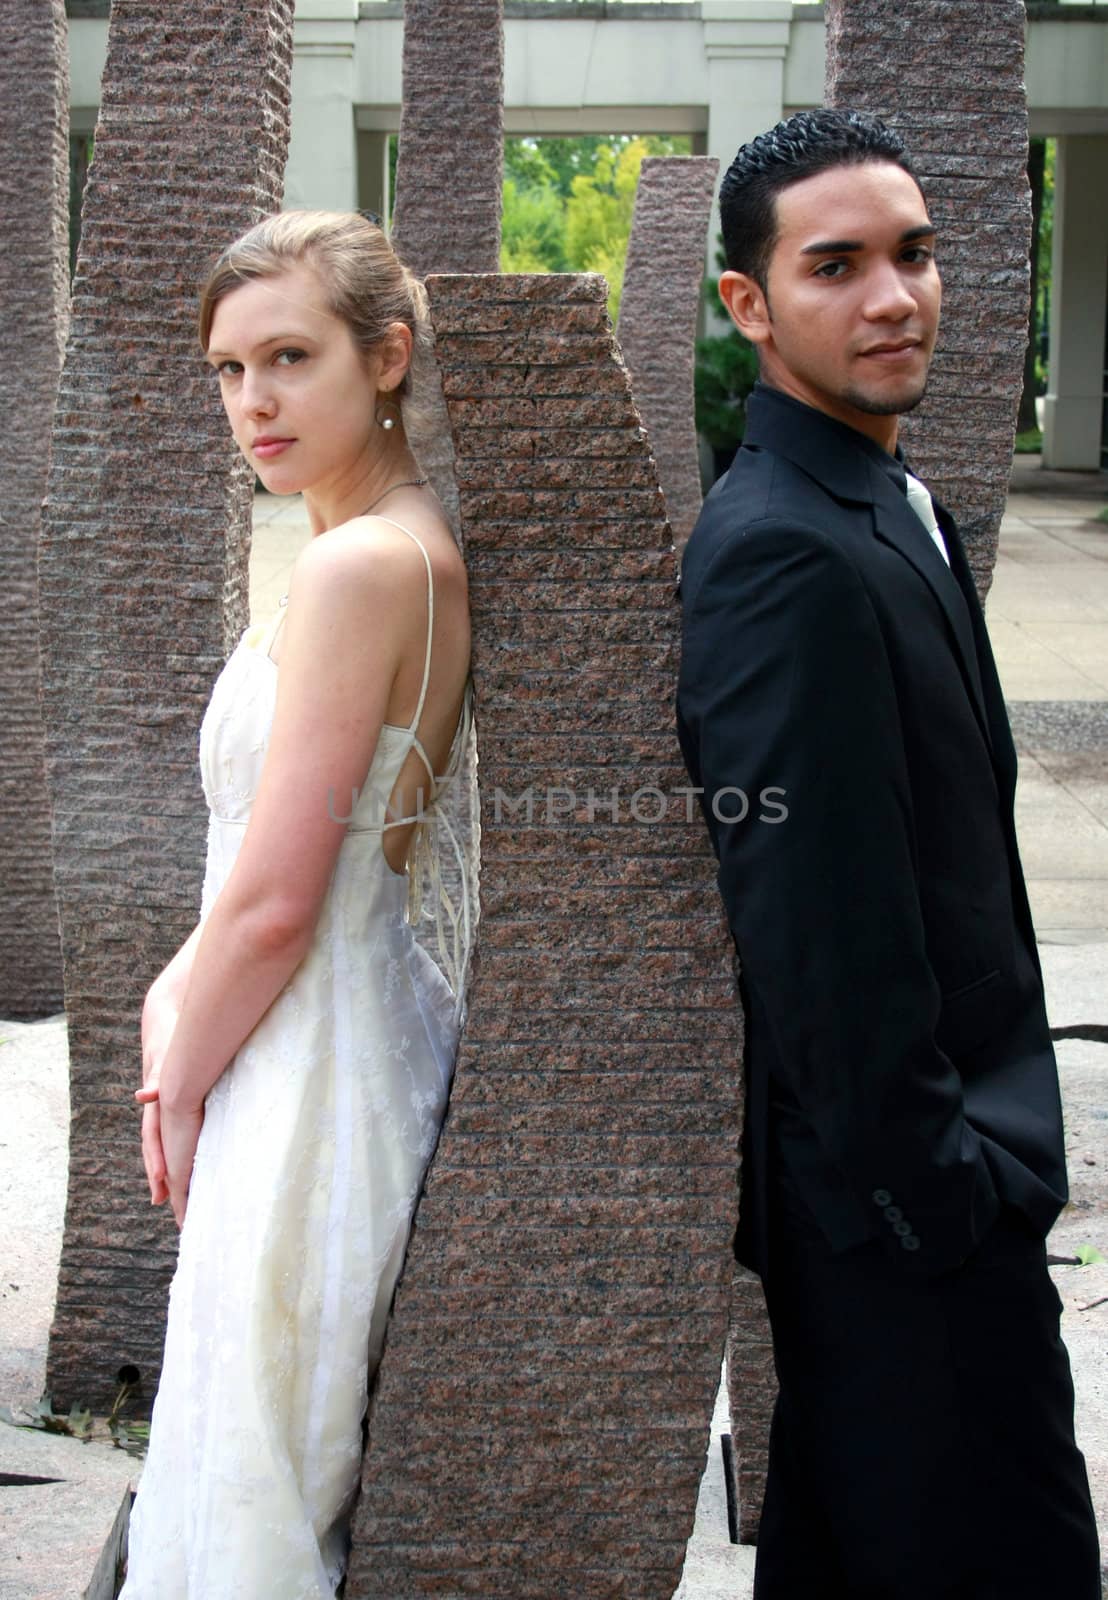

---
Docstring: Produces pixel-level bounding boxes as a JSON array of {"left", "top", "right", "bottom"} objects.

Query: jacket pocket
[
  {"left": 942, "top": 968, "right": 1001, "bottom": 1004},
  {"left": 937, "top": 968, "right": 1002, "bottom": 1055}
]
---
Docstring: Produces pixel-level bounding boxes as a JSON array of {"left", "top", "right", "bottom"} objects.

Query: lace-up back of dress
[{"left": 201, "top": 518, "right": 477, "bottom": 1012}]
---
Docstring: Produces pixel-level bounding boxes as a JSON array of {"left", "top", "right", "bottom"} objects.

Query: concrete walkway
[{"left": 1, "top": 463, "right": 1105, "bottom": 1597}]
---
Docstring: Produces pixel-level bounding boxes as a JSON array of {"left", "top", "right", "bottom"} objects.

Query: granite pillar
[
  {"left": 41, "top": 0, "right": 294, "bottom": 1413},
  {"left": 726, "top": 1267, "right": 775, "bottom": 1546},
  {"left": 826, "top": 0, "right": 1033, "bottom": 595},
  {"left": 346, "top": 272, "right": 741, "bottom": 1600},
  {"left": 618, "top": 156, "right": 719, "bottom": 552},
  {"left": 0, "top": 0, "right": 68, "bottom": 1019},
  {"left": 390, "top": 0, "right": 504, "bottom": 541},
  {"left": 390, "top": 0, "right": 503, "bottom": 280}
]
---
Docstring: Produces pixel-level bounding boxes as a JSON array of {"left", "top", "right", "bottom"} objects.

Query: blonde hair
[{"left": 198, "top": 210, "right": 432, "bottom": 416}]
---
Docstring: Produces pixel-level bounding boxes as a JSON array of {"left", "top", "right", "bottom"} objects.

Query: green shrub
[{"left": 694, "top": 330, "right": 759, "bottom": 457}]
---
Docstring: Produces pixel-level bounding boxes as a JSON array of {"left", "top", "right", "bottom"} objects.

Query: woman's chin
[{"left": 251, "top": 463, "right": 302, "bottom": 497}]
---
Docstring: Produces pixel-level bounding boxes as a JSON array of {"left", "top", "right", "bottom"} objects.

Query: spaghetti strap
[
  {"left": 370, "top": 516, "right": 475, "bottom": 1025},
  {"left": 262, "top": 602, "right": 287, "bottom": 664},
  {"left": 371, "top": 516, "right": 434, "bottom": 737}
]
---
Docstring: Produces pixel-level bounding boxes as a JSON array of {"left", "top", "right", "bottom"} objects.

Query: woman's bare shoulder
[
  {"left": 287, "top": 518, "right": 425, "bottom": 616},
  {"left": 295, "top": 508, "right": 465, "bottom": 599}
]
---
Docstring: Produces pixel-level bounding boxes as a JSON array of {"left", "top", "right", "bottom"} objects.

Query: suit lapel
[
  {"left": 869, "top": 464, "right": 993, "bottom": 750},
  {"left": 740, "top": 387, "right": 997, "bottom": 756}
]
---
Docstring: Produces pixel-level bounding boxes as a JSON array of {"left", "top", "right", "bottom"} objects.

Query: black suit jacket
[{"left": 677, "top": 384, "right": 1068, "bottom": 1281}]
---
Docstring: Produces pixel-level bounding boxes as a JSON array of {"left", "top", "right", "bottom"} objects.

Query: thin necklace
[
  {"left": 277, "top": 478, "right": 429, "bottom": 607},
  {"left": 361, "top": 476, "right": 428, "bottom": 515}
]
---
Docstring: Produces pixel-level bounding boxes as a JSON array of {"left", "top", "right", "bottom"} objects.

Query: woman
[{"left": 121, "top": 211, "right": 472, "bottom": 1597}]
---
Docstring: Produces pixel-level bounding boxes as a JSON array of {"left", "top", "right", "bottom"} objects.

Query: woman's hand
[
  {"left": 158, "top": 1098, "right": 205, "bottom": 1229},
  {"left": 140, "top": 1100, "right": 169, "bottom": 1208},
  {"left": 136, "top": 981, "right": 205, "bottom": 1225},
  {"left": 136, "top": 980, "right": 179, "bottom": 1208}
]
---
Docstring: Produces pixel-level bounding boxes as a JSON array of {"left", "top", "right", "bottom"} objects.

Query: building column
[
  {"left": 703, "top": 1, "right": 793, "bottom": 320},
  {"left": 284, "top": 0, "right": 359, "bottom": 211},
  {"left": 357, "top": 129, "right": 391, "bottom": 223},
  {"left": 1042, "top": 133, "right": 1108, "bottom": 471}
]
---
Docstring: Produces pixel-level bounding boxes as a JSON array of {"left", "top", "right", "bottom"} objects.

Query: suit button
[
  {"left": 901, "top": 1234, "right": 921, "bottom": 1251},
  {"left": 872, "top": 1189, "right": 892, "bottom": 1207},
  {"left": 893, "top": 1220, "right": 913, "bottom": 1237},
  {"left": 884, "top": 1206, "right": 903, "bottom": 1223}
]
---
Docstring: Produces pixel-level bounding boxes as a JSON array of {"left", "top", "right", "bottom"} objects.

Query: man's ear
[{"left": 718, "top": 271, "right": 771, "bottom": 347}]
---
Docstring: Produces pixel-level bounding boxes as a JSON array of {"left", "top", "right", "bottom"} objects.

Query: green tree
[
  {"left": 563, "top": 138, "right": 649, "bottom": 319},
  {"left": 694, "top": 331, "right": 760, "bottom": 468},
  {"left": 505, "top": 134, "right": 654, "bottom": 199},
  {"left": 499, "top": 134, "right": 691, "bottom": 317},
  {"left": 500, "top": 178, "right": 567, "bottom": 272},
  {"left": 503, "top": 137, "right": 558, "bottom": 192},
  {"left": 694, "top": 236, "right": 759, "bottom": 476}
]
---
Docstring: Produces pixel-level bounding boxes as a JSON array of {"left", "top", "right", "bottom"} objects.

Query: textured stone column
[
  {"left": 621, "top": 157, "right": 766, "bottom": 1548},
  {"left": 390, "top": 0, "right": 504, "bottom": 538},
  {"left": 826, "top": 0, "right": 1032, "bottom": 595},
  {"left": 41, "top": 0, "right": 294, "bottom": 1413},
  {"left": 726, "top": 1266, "right": 775, "bottom": 1544},
  {"left": 0, "top": 0, "right": 68, "bottom": 1019},
  {"left": 346, "top": 274, "right": 741, "bottom": 1600},
  {"left": 619, "top": 156, "right": 719, "bottom": 551},
  {"left": 390, "top": 0, "right": 503, "bottom": 279}
]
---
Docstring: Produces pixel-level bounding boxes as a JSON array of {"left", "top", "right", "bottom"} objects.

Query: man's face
[{"left": 721, "top": 160, "right": 941, "bottom": 448}]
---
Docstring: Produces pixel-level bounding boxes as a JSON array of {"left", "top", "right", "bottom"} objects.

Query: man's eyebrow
[
  {"left": 800, "top": 223, "right": 937, "bottom": 258},
  {"left": 206, "top": 331, "right": 312, "bottom": 361},
  {"left": 800, "top": 238, "right": 863, "bottom": 256}
]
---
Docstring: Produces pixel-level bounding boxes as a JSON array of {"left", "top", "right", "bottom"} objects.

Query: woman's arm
[
  {"left": 148, "top": 923, "right": 203, "bottom": 1012},
  {"left": 148, "top": 526, "right": 424, "bottom": 1224},
  {"left": 141, "top": 925, "right": 201, "bottom": 1092}
]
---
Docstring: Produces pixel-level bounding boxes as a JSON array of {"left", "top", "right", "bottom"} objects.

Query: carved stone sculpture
[
  {"left": 40, "top": 0, "right": 294, "bottom": 1412},
  {"left": 826, "top": 0, "right": 1032, "bottom": 594},
  {"left": 390, "top": 0, "right": 504, "bottom": 540},
  {"left": 0, "top": 0, "right": 68, "bottom": 1018},
  {"left": 390, "top": 0, "right": 504, "bottom": 280},
  {"left": 346, "top": 273, "right": 741, "bottom": 1600},
  {"left": 727, "top": 1267, "right": 776, "bottom": 1543},
  {"left": 618, "top": 156, "right": 719, "bottom": 551}
]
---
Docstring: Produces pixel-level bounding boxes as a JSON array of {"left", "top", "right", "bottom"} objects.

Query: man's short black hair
[{"left": 719, "top": 109, "right": 920, "bottom": 291}]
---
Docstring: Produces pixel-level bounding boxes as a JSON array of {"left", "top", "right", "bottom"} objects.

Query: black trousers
[{"left": 753, "top": 1167, "right": 1102, "bottom": 1599}]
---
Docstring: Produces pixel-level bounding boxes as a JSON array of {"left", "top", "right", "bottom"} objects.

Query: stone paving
[{"left": 1, "top": 462, "right": 1105, "bottom": 1596}]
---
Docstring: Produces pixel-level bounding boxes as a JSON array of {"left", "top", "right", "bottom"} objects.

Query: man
[{"left": 677, "top": 109, "right": 1100, "bottom": 1598}]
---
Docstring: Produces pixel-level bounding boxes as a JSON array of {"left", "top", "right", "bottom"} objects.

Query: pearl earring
[{"left": 375, "top": 394, "right": 401, "bottom": 431}]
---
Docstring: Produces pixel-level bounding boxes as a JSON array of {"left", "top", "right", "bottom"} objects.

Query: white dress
[{"left": 121, "top": 524, "right": 470, "bottom": 1598}]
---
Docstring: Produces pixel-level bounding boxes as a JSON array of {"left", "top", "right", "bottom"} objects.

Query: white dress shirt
[{"left": 903, "top": 471, "right": 951, "bottom": 568}]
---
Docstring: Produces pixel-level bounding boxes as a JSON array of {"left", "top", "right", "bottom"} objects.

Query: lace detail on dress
[{"left": 371, "top": 517, "right": 477, "bottom": 1025}]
